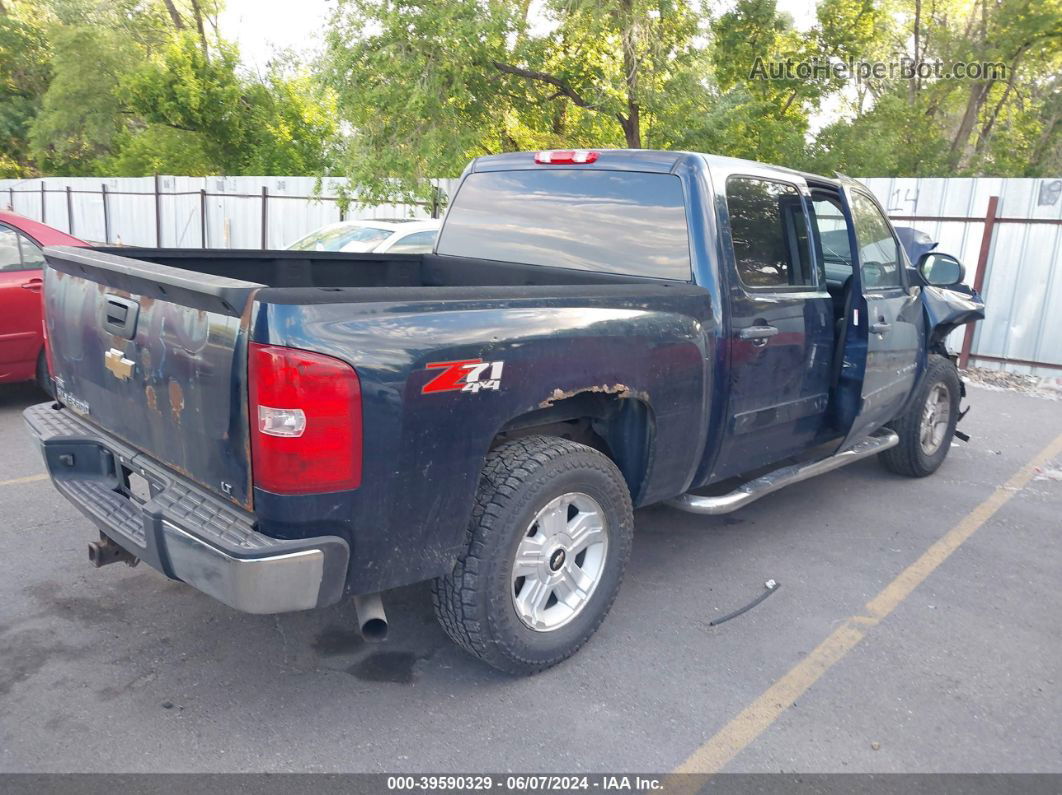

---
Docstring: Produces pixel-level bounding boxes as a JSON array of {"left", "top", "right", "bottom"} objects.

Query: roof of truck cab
[
  {"left": 468, "top": 149, "right": 845, "bottom": 188},
  {"left": 471, "top": 149, "right": 690, "bottom": 173},
  {"left": 697, "top": 153, "right": 845, "bottom": 188}
]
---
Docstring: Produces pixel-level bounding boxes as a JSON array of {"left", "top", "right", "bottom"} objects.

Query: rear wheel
[
  {"left": 880, "top": 354, "right": 961, "bottom": 477},
  {"left": 35, "top": 349, "right": 53, "bottom": 398},
  {"left": 432, "top": 435, "right": 634, "bottom": 674}
]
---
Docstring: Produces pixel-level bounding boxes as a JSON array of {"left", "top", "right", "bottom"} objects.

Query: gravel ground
[{"left": 963, "top": 367, "right": 1062, "bottom": 401}]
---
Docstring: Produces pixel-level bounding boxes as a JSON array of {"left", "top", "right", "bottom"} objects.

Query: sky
[{"left": 219, "top": 0, "right": 335, "bottom": 74}]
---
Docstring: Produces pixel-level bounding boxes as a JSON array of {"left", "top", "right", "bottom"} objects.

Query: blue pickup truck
[{"left": 26, "top": 149, "right": 984, "bottom": 673}]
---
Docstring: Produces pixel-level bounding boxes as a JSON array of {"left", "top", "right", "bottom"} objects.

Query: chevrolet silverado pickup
[{"left": 26, "top": 149, "right": 984, "bottom": 674}]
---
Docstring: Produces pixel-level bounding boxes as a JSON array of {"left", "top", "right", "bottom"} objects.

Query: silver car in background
[{"left": 288, "top": 219, "right": 440, "bottom": 254}]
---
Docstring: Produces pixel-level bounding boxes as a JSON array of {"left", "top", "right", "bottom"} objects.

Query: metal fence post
[
  {"left": 958, "top": 195, "right": 999, "bottom": 370},
  {"left": 154, "top": 173, "right": 162, "bottom": 247},
  {"left": 261, "top": 186, "right": 269, "bottom": 249},
  {"left": 101, "top": 183, "right": 111, "bottom": 244},
  {"left": 200, "top": 188, "right": 208, "bottom": 249},
  {"left": 7, "top": 187, "right": 13, "bottom": 211},
  {"left": 66, "top": 185, "right": 75, "bottom": 236},
  {"left": 40, "top": 181, "right": 46, "bottom": 223}
]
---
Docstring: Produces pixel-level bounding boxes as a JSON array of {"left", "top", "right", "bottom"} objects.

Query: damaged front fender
[{"left": 921, "top": 284, "right": 985, "bottom": 348}]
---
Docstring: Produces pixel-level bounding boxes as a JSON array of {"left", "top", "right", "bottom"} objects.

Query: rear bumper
[{"left": 23, "top": 401, "right": 349, "bottom": 614}]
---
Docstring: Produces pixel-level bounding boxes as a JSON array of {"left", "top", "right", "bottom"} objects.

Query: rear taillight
[
  {"left": 534, "top": 149, "right": 598, "bottom": 164},
  {"left": 248, "top": 343, "right": 362, "bottom": 494}
]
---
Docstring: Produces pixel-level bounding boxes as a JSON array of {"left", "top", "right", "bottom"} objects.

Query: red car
[{"left": 0, "top": 211, "right": 86, "bottom": 391}]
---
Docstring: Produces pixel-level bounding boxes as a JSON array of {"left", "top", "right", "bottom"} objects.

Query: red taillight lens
[
  {"left": 248, "top": 343, "right": 362, "bottom": 494},
  {"left": 534, "top": 149, "right": 598, "bottom": 164}
]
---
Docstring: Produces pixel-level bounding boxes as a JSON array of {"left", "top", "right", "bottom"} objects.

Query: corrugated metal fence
[
  {"left": 0, "top": 175, "right": 460, "bottom": 249},
  {"left": 2, "top": 173, "right": 1060, "bottom": 375},
  {"left": 860, "top": 177, "right": 1062, "bottom": 377}
]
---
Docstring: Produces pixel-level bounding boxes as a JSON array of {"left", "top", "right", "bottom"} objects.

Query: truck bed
[
  {"left": 41, "top": 243, "right": 712, "bottom": 600},
  {"left": 95, "top": 247, "right": 668, "bottom": 290}
]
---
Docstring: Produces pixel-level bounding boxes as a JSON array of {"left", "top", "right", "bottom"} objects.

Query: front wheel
[
  {"left": 880, "top": 354, "right": 961, "bottom": 477},
  {"left": 432, "top": 435, "right": 634, "bottom": 674}
]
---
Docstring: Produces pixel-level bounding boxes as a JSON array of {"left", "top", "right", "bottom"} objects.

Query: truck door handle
[
  {"left": 738, "top": 325, "right": 779, "bottom": 346},
  {"left": 870, "top": 321, "right": 891, "bottom": 334},
  {"left": 20, "top": 278, "right": 43, "bottom": 292}
]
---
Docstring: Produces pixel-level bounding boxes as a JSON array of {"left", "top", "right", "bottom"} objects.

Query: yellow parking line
[
  {"left": 673, "top": 431, "right": 1062, "bottom": 778},
  {"left": 0, "top": 473, "right": 48, "bottom": 487}
]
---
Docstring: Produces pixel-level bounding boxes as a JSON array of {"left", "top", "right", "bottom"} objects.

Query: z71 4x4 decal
[{"left": 422, "top": 359, "right": 505, "bottom": 394}]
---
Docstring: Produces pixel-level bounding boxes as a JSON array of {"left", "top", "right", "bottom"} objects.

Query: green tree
[
  {"left": 807, "top": 0, "right": 1061, "bottom": 176},
  {"left": 7, "top": 0, "right": 339, "bottom": 177},
  {"left": 323, "top": 0, "right": 706, "bottom": 203},
  {"left": 323, "top": 0, "right": 520, "bottom": 203},
  {"left": 6, "top": 0, "right": 1059, "bottom": 183},
  {"left": 121, "top": 33, "right": 253, "bottom": 171},
  {"left": 323, "top": 0, "right": 908, "bottom": 197},
  {"left": 495, "top": 0, "right": 703, "bottom": 149},
  {"left": 237, "top": 65, "right": 341, "bottom": 175},
  {"left": 28, "top": 24, "right": 137, "bottom": 174},
  {"left": 120, "top": 33, "right": 339, "bottom": 175},
  {"left": 0, "top": 6, "right": 51, "bottom": 176}
]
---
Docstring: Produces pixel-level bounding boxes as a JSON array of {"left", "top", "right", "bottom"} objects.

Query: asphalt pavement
[{"left": 0, "top": 380, "right": 1059, "bottom": 773}]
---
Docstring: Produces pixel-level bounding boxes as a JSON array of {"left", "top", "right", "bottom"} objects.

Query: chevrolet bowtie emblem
[{"left": 104, "top": 348, "right": 135, "bottom": 380}]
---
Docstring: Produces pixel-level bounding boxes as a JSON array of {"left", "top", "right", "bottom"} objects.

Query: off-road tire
[
  {"left": 432, "top": 435, "right": 634, "bottom": 675},
  {"left": 880, "top": 354, "right": 961, "bottom": 477}
]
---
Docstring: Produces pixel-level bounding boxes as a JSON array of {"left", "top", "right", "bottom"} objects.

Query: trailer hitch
[{"left": 87, "top": 534, "right": 139, "bottom": 568}]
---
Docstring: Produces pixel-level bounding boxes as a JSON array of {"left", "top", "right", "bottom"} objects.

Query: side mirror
[{"left": 917, "top": 252, "right": 965, "bottom": 287}]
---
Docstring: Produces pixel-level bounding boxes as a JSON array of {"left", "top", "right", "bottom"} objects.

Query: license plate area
[{"left": 120, "top": 466, "right": 160, "bottom": 505}]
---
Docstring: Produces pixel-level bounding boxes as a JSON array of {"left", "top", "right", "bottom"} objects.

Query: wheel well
[{"left": 490, "top": 393, "right": 654, "bottom": 501}]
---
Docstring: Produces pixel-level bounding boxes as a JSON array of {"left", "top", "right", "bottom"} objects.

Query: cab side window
[
  {"left": 20, "top": 236, "right": 45, "bottom": 268},
  {"left": 0, "top": 224, "right": 45, "bottom": 271},
  {"left": 725, "top": 176, "right": 814, "bottom": 289},
  {"left": 0, "top": 225, "right": 21, "bottom": 270},
  {"left": 808, "top": 194, "right": 854, "bottom": 281},
  {"left": 849, "top": 192, "right": 902, "bottom": 289}
]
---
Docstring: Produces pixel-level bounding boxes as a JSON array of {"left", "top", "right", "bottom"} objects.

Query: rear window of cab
[{"left": 436, "top": 169, "right": 692, "bottom": 280}]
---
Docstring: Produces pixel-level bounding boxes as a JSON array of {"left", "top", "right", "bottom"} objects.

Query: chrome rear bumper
[{"left": 24, "top": 401, "right": 349, "bottom": 614}]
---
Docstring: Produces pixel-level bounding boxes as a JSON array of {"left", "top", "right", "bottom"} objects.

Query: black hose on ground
[{"left": 709, "top": 579, "right": 780, "bottom": 627}]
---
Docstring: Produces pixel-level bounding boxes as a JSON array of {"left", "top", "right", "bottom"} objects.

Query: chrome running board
[{"left": 666, "top": 431, "right": 899, "bottom": 515}]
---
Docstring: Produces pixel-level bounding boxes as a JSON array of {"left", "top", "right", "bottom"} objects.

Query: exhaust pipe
[
  {"left": 353, "top": 592, "right": 388, "bottom": 641},
  {"left": 88, "top": 535, "right": 139, "bottom": 568}
]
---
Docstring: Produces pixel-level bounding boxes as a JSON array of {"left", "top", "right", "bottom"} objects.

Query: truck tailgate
[{"left": 43, "top": 246, "right": 263, "bottom": 509}]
